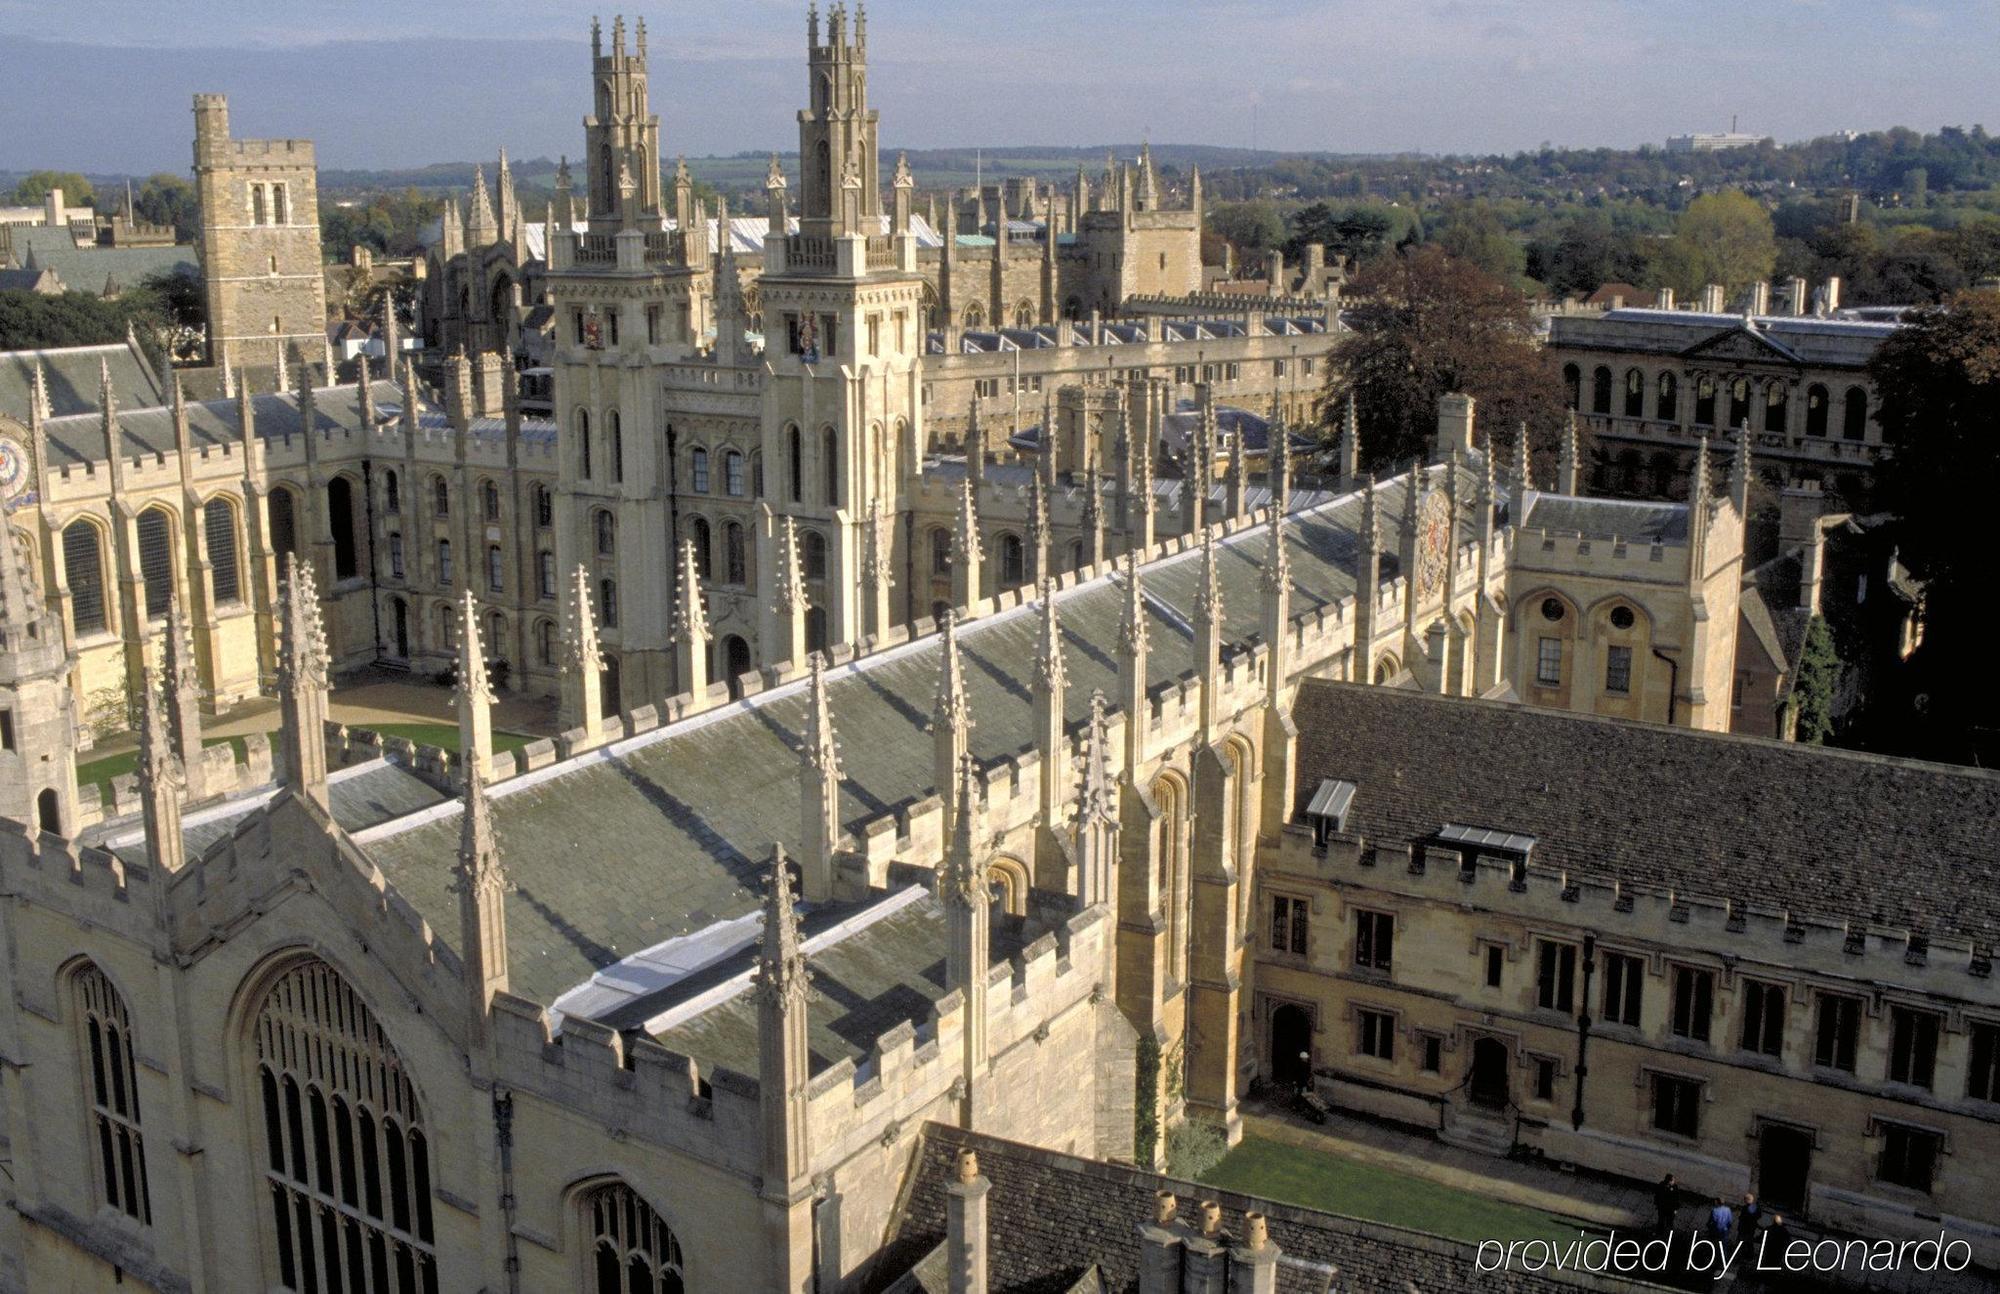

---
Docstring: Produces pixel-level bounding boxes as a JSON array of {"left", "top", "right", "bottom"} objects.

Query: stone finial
[
  {"left": 1035, "top": 577, "right": 1067, "bottom": 695},
  {"left": 1262, "top": 497, "right": 1291, "bottom": 595},
  {"left": 933, "top": 610, "right": 974, "bottom": 741},
  {"left": 1119, "top": 546, "right": 1148, "bottom": 659},
  {"left": 135, "top": 663, "right": 182, "bottom": 800},
  {"left": 1512, "top": 421, "right": 1534, "bottom": 494},
  {"left": 776, "top": 516, "right": 810, "bottom": 616},
  {"left": 943, "top": 753, "right": 987, "bottom": 904},
  {"left": 277, "top": 554, "right": 328, "bottom": 694},
  {"left": 802, "top": 651, "right": 842, "bottom": 780},
  {"left": 755, "top": 845, "right": 809, "bottom": 1000},
  {"left": 1194, "top": 525, "right": 1224, "bottom": 629},
  {"left": 674, "top": 539, "right": 710, "bottom": 644},
  {"left": 28, "top": 357, "right": 51, "bottom": 425},
  {"left": 1730, "top": 419, "right": 1753, "bottom": 512}
]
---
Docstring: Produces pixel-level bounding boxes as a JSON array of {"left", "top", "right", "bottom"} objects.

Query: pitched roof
[
  {"left": 20, "top": 231, "right": 197, "bottom": 296},
  {"left": 35, "top": 379, "right": 409, "bottom": 468},
  {"left": 360, "top": 466, "right": 1473, "bottom": 1009},
  {"left": 872, "top": 1124, "right": 1669, "bottom": 1294},
  {"left": 0, "top": 339, "right": 162, "bottom": 424},
  {"left": 1518, "top": 493, "right": 1688, "bottom": 544},
  {"left": 1290, "top": 682, "right": 2000, "bottom": 949},
  {"left": 1549, "top": 309, "right": 1898, "bottom": 370}
]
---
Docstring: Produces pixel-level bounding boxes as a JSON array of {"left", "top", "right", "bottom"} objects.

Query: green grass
[
  {"left": 354, "top": 723, "right": 533, "bottom": 755},
  {"left": 78, "top": 736, "right": 248, "bottom": 803},
  {"left": 1198, "top": 1134, "right": 1588, "bottom": 1248}
]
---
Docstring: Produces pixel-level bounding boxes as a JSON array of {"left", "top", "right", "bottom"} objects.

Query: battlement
[
  {"left": 1293, "top": 826, "right": 1997, "bottom": 998},
  {"left": 1511, "top": 526, "right": 1683, "bottom": 582},
  {"left": 489, "top": 994, "right": 762, "bottom": 1172}
]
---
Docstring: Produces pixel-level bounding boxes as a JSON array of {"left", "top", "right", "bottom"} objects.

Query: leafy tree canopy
[
  {"left": 1319, "top": 244, "right": 1565, "bottom": 472},
  {"left": 12, "top": 170, "right": 95, "bottom": 207}
]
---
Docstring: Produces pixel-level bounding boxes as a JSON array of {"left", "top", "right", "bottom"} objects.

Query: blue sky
[{"left": 2, "top": 0, "right": 1996, "bottom": 173}]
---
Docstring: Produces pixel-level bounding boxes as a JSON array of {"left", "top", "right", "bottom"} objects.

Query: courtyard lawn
[
  {"left": 79, "top": 736, "right": 248, "bottom": 803},
  {"left": 1198, "top": 1134, "right": 1589, "bottom": 1248}
]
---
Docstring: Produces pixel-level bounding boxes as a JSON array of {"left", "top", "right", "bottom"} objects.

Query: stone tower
[
  {"left": 0, "top": 511, "right": 79, "bottom": 836},
  {"left": 583, "top": 15, "right": 662, "bottom": 223},
  {"left": 192, "top": 94, "right": 328, "bottom": 380},
  {"left": 756, "top": 1, "right": 926, "bottom": 657}
]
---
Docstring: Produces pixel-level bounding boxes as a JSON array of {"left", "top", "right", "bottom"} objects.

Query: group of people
[{"left": 1655, "top": 1174, "right": 1798, "bottom": 1284}]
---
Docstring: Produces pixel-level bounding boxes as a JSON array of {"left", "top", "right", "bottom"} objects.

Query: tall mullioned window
[
  {"left": 586, "top": 1183, "right": 686, "bottom": 1294},
  {"left": 253, "top": 959, "right": 436, "bottom": 1294},
  {"left": 76, "top": 964, "right": 150, "bottom": 1224}
]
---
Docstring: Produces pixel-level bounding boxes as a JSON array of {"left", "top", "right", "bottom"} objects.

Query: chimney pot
[
  {"left": 1155, "top": 1191, "right": 1178, "bottom": 1225},
  {"left": 1201, "top": 1201, "right": 1223, "bottom": 1237}
]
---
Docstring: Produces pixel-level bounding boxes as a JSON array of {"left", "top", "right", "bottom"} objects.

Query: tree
[
  {"left": 1428, "top": 201, "right": 1526, "bottom": 285},
  {"left": 12, "top": 170, "right": 95, "bottom": 207},
  {"left": 1790, "top": 616, "right": 1840, "bottom": 745},
  {"left": 1320, "top": 244, "right": 1565, "bottom": 472},
  {"left": 1207, "top": 201, "right": 1286, "bottom": 260},
  {"left": 131, "top": 173, "right": 201, "bottom": 242},
  {"left": 1870, "top": 289, "right": 2000, "bottom": 763},
  {"left": 1653, "top": 190, "right": 1776, "bottom": 297}
]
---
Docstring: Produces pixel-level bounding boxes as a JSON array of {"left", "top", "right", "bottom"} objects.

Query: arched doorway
[
  {"left": 1469, "top": 1036, "right": 1510, "bottom": 1109},
  {"left": 36, "top": 788, "right": 61, "bottom": 836},
  {"left": 1271, "top": 1003, "right": 1313, "bottom": 1093},
  {"left": 723, "top": 635, "right": 751, "bottom": 699}
]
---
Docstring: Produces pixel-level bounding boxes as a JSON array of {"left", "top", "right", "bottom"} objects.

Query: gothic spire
[
  {"left": 561, "top": 564, "right": 605, "bottom": 740},
  {"left": 1036, "top": 575, "right": 1067, "bottom": 696},
  {"left": 798, "top": 651, "right": 843, "bottom": 901},
  {"left": 454, "top": 588, "right": 494, "bottom": 783},
  {"left": 1119, "top": 545, "right": 1148, "bottom": 660},
  {"left": 467, "top": 163, "right": 497, "bottom": 242},
  {"left": 933, "top": 610, "right": 974, "bottom": 815},
  {"left": 1513, "top": 422, "right": 1534, "bottom": 495},
  {"left": 1730, "top": 418, "right": 1753, "bottom": 513},
  {"left": 755, "top": 846, "right": 809, "bottom": 1000},
  {"left": 1340, "top": 391, "right": 1361, "bottom": 481},
  {"left": 277, "top": 554, "right": 330, "bottom": 809},
  {"left": 951, "top": 475, "right": 983, "bottom": 608},
  {"left": 135, "top": 662, "right": 186, "bottom": 877}
]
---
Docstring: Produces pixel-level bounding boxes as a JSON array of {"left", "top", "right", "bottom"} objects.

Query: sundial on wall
[{"left": 0, "top": 434, "right": 32, "bottom": 512}]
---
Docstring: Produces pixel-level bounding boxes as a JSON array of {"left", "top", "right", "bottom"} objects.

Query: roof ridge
[{"left": 1304, "top": 678, "right": 2000, "bottom": 784}]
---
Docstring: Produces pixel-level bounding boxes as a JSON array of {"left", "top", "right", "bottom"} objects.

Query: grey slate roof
[
  {"left": 872, "top": 1124, "right": 1669, "bottom": 1294},
  {"left": 1549, "top": 309, "right": 1899, "bottom": 370},
  {"left": 0, "top": 339, "right": 162, "bottom": 424},
  {"left": 1291, "top": 682, "right": 2000, "bottom": 949},
  {"left": 363, "top": 468, "right": 1466, "bottom": 1009},
  {"left": 36, "top": 379, "right": 408, "bottom": 468},
  {"left": 20, "top": 233, "right": 198, "bottom": 297},
  {"left": 648, "top": 891, "right": 1029, "bottom": 1076},
  {"left": 1518, "top": 492, "right": 1688, "bottom": 544},
  {"left": 100, "top": 759, "right": 448, "bottom": 870}
]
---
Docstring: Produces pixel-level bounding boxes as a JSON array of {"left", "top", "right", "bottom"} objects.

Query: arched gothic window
[
  {"left": 998, "top": 533, "right": 1024, "bottom": 585},
  {"left": 690, "top": 448, "right": 710, "bottom": 494},
  {"left": 609, "top": 411, "right": 625, "bottom": 483},
  {"left": 1591, "top": 366, "right": 1612, "bottom": 415},
  {"left": 600, "top": 578, "right": 619, "bottom": 628},
  {"left": 431, "top": 476, "right": 450, "bottom": 518},
  {"left": 63, "top": 519, "right": 108, "bottom": 634},
  {"left": 724, "top": 450, "right": 745, "bottom": 497},
  {"left": 724, "top": 522, "right": 747, "bottom": 587},
  {"left": 596, "top": 511, "right": 617, "bottom": 558},
  {"left": 1623, "top": 368, "right": 1644, "bottom": 418},
  {"left": 136, "top": 508, "right": 173, "bottom": 619},
  {"left": 578, "top": 409, "right": 594, "bottom": 480},
  {"left": 1655, "top": 371, "right": 1678, "bottom": 422},
  {"left": 690, "top": 517, "right": 712, "bottom": 579},
  {"left": 788, "top": 425, "right": 804, "bottom": 504},
  {"left": 268, "top": 488, "right": 299, "bottom": 565},
  {"left": 802, "top": 529, "right": 827, "bottom": 581},
  {"left": 534, "top": 484, "right": 554, "bottom": 528},
  {"left": 585, "top": 1182, "right": 685, "bottom": 1294},
  {"left": 75, "top": 963, "right": 150, "bottom": 1224},
  {"left": 206, "top": 498, "right": 243, "bottom": 605},
  {"left": 251, "top": 959, "right": 436, "bottom": 1294},
  {"left": 822, "top": 426, "right": 839, "bottom": 507},
  {"left": 384, "top": 469, "right": 401, "bottom": 514},
  {"left": 483, "top": 480, "right": 501, "bottom": 522}
]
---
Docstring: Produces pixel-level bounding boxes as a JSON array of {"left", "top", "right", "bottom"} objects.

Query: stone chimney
[
  {"left": 1747, "top": 280, "right": 1770, "bottom": 315},
  {"left": 1798, "top": 524, "right": 1825, "bottom": 616},
  {"left": 945, "top": 1149, "right": 990, "bottom": 1294},
  {"left": 1823, "top": 276, "right": 1842, "bottom": 313},
  {"left": 1655, "top": 286, "right": 1676, "bottom": 310},
  {"left": 1778, "top": 481, "right": 1824, "bottom": 551},
  {"left": 1435, "top": 393, "right": 1475, "bottom": 459},
  {"left": 1181, "top": 1201, "right": 1230, "bottom": 1294},
  {"left": 1138, "top": 1192, "right": 1184, "bottom": 1294},
  {"left": 1228, "top": 1213, "right": 1280, "bottom": 1294},
  {"left": 1700, "top": 283, "right": 1726, "bottom": 313},
  {"left": 1786, "top": 276, "right": 1808, "bottom": 316}
]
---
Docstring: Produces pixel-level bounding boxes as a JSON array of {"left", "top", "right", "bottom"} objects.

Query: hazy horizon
[{"left": 2, "top": 0, "right": 1995, "bottom": 176}]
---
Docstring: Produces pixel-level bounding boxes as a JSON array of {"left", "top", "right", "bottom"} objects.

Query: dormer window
[
  {"left": 1438, "top": 822, "right": 1537, "bottom": 879},
  {"left": 1304, "top": 778, "right": 1356, "bottom": 849}
]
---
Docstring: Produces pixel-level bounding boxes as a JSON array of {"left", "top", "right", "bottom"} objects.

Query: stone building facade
[
  {"left": 191, "top": 94, "right": 329, "bottom": 386},
  {"left": 1547, "top": 305, "right": 1899, "bottom": 513},
  {"left": 1260, "top": 682, "right": 2000, "bottom": 1264},
  {"left": 5, "top": 13, "right": 1989, "bottom": 1294}
]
